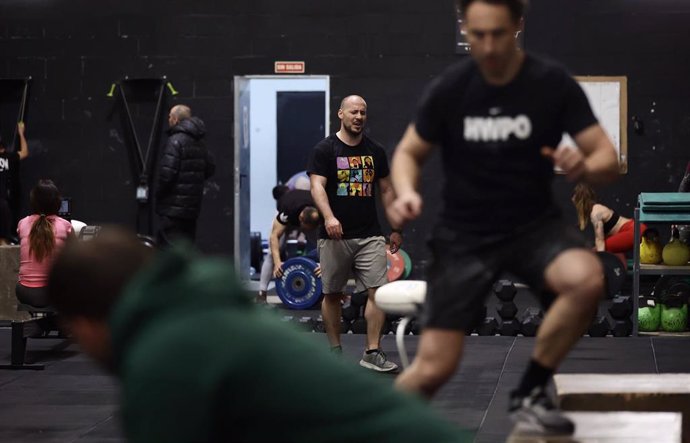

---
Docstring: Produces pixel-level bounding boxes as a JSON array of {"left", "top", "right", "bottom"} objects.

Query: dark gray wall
[{"left": 1, "top": 0, "right": 688, "bottom": 263}]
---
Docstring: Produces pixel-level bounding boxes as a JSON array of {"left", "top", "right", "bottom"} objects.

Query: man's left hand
[{"left": 389, "top": 232, "right": 402, "bottom": 253}]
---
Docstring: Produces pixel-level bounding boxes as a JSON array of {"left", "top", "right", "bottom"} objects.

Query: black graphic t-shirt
[
  {"left": 0, "top": 151, "right": 19, "bottom": 201},
  {"left": 415, "top": 54, "right": 597, "bottom": 234},
  {"left": 308, "top": 134, "right": 389, "bottom": 239},
  {"left": 276, "top": 190, "right": 314, "bottom": 227}
]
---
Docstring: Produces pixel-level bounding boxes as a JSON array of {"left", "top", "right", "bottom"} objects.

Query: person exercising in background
[
  {"left": 16, "top": 179, "right": 75, "bottom": 308},
  {"left": 572, "top": 183, "right": 646, "bottom": 253},
  {"left": 255, "top": 188, "right": 322, "bottom": 304},
  {"left": 0, "top": 122, "right": 29, "bottom": 245},
  {"left": 388, "top": 0, "right": 618, "bottom": 436}
]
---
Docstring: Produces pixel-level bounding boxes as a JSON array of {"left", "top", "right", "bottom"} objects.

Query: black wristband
[{"left": 391, "top": 229, "right": 403, "bottom": 234}]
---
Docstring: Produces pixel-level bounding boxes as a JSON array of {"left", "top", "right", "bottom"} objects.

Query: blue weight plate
[{"left": 275, "top": 257, "right": 322, "bottom": 309}]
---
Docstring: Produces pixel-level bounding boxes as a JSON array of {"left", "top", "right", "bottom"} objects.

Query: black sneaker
[{"left": 509, "top": 386, "right": 575, "bottom": 436}]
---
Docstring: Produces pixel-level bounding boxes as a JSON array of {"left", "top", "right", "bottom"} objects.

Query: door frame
[{"left": 233, "top": 75, "right": 330, "bottom": 279}]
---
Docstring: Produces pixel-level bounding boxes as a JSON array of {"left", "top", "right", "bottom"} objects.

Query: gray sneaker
[
  {"left": 509, "top": 386, "right": 575, "bottom": 436},
  {"left": 359, "top": 350, "right": 398, "bottom": 372}
]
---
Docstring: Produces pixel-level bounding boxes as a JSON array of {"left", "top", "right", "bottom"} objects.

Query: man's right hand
[
  {"left": 325, "top": 216, "right": 343, "bottom": 240},
  {"left": 389, "top": 191, "right": 423, "bottom": 226},
  {"left": 273, "top": 261, "right": 284, "bottom": 278},
  {"left": 17, "top": 122, "right": 25, "bottom": 135}
]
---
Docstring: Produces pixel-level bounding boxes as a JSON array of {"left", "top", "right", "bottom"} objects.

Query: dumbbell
[
  {"left": 588, "top": 315, "right": 610, "bottom": 337},
  {"left": 609, "top": 296, "right": 633, "bottom": 319},
  {"left": 597, "top": 251, "right": 627, "bottom": 298},
  {"left": 477, "top": 317, "right": 499, "bottom": 336},
  {"left": 351, "top": 290, "right": 368, "bottom": 307},
  {"left": 520, "top": 307, "right": 543, "bottom": 337},
  {"left": 342, "top": 303, "right": 360, "bottom": 322},
  {"left": 611, "top": 318, "right": 633, "bottom": 337},
  {"left": 351, "top": 318, "right": 367, "bottom": 334},
  {"left": 467, "top": 306, "right": 488, "bottom": 335},
  {"left": 497, "top": 301, "right": 518, "bottom": 320},
  {"left": 498, "top": 319, "right": 520, "bottom": 336},
  {"left": 493, "top": 279, "right": 517, "bottom": 301},
  {"left": 409, "top": 320, "right": 421, "bottom": 335},
  {"left": 298, "top": 316, "right": 315, "bottom": 332}
]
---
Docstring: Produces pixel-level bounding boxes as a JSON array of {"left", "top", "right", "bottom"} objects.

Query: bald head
[
  {"left": 168, "top": 105, "right": 192, "bottom": 127},
  {"left": 338, "top": 95, "right": 367, "bottom": 138},
  {"left": 339, "top": 95, "right": 367, "bottom": 111}
]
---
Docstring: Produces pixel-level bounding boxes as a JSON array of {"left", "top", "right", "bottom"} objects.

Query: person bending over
[
  {"left": 572, "top": 183, "right": 646, "bottom": 253},
  {"left": 256, "top": 187, "right": 322, "bottom": 304}
]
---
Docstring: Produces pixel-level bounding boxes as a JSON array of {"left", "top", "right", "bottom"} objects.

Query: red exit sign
[{"left": 275, "top": 61, "right": 305, "bottom": 74}]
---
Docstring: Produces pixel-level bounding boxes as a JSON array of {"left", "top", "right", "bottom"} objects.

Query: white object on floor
[{"left": 375, "top": 280, "right": 426, "bottom": 316}]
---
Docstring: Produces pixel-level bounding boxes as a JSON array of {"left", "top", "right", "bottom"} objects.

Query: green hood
[{"left": 109, "top": 245, "right": 249, "bottom": 373}]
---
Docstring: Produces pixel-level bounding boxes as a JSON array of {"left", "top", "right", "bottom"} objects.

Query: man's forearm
[
  {"left": 583, "top": 147, "right": 619, "bottom": 185},
  {"left": 391, "top": 150, "right": 422, "bottom": 195},
  {"left": 311, "top": 185, "right": 335, "bottom": 220},
  {"left": 18, "top": 133, "right": 28, "bottom": 159}
]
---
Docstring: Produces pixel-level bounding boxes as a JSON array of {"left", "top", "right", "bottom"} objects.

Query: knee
[
  {"left": 554, "top": 255, "right": 605, "bottom": 306},
  {"left": 561, "top": 259, "right": 605, "bottom": 305}
]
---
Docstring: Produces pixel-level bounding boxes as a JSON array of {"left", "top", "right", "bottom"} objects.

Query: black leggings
[{"left": 15, "top": 283, "right": 50, "bottom": 308}]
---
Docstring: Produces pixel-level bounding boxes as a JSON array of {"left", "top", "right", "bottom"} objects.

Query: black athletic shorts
[{"left": 423, "top": 211, "right": 587, "bottom": 331}]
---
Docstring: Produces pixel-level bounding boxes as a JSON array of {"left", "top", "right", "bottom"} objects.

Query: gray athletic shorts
[{"left": 317, "top": 236, "right": 388, "bottom": 294}]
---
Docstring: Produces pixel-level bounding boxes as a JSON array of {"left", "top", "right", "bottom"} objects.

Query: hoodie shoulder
[{"left": 172, "top": 117, "right": 206, "bottom": 139}]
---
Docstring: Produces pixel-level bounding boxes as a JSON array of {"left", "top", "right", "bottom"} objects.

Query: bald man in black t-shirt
[{"left": 388, "top": 0, "right": 619, "bottom": 437}]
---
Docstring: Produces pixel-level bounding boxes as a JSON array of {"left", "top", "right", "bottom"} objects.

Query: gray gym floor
[{"left": 1, "top": 327, "right": 689, "bottom": 443}]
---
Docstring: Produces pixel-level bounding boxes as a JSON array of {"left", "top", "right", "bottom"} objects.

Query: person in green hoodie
[{"left": 46, "top": 227, "right": 471, "bottom": 443}]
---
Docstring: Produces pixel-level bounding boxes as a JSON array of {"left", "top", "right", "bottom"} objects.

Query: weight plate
[
  {"left": 399, "top": 248, "right": 412, "bottom": 279},
  {"left": 387, "top": 250, "right": 405, "bottom": 282},
  {"left": 275, "top": 257, "right": 322, "bottom": 309}
]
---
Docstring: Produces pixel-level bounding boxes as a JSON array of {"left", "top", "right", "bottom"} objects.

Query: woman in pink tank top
[{"left": 16, "top": 180, "right": 74, "bottom": 307}]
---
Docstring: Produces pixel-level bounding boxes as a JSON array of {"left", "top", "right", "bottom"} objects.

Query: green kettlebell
[
  {"left": 638, "top": 297, "right": 661, "bottom": 332},
  {"left": 660, "top": 302, "right": 688, "bottom": 332}
]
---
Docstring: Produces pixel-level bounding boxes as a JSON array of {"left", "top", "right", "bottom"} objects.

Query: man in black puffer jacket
[{"left": 156, "top": 105, "right": 215, "bottom": 247}]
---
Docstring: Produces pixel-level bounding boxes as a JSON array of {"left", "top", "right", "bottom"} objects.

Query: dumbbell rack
[{"left": 633, "top": 193, "right": 690, "bottom": 335}]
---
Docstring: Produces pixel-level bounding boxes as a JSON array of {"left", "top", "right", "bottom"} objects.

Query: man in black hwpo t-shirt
[
  {"left": 308, "top": 95, "right": 403, "bottom": 372},
  {"left": 389, "top": 0, "right": 619, "bottom": 437}
]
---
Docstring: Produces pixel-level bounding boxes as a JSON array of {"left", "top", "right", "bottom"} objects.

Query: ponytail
[{"left": 29, "top": 215, "right": 56, "bottom": 263}]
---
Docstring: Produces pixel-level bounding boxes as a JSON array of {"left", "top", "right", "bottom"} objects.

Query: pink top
[{"left": 17, "top": 215, "right": 73, "bottom": 288}]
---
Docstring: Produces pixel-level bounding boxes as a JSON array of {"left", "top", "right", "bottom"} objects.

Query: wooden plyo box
[
  {"left": 555, "top": 374, "right": 690, "bottom": 443},
  {"left": 0, "top": 246, "right": 28, "bottom": 322},
  {"left": 507, "top": 411, "right": 681, "bottom": 443}
]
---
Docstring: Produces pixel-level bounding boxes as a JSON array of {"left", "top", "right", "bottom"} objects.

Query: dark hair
[
  {"left": 457, "top": 0, "right": 527, "bottom": 22},
  {"left": 28, "top": 180, "right": 62, "bottom": 262},
  {"left": 47, "top": 227, "right": 154, "bottom": 320},
  {"left": 300, "top": 206, "right": 322, "bottom": 229},
  {"left": 272, "top": 185, "right": 289, "bottom": 201}
]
